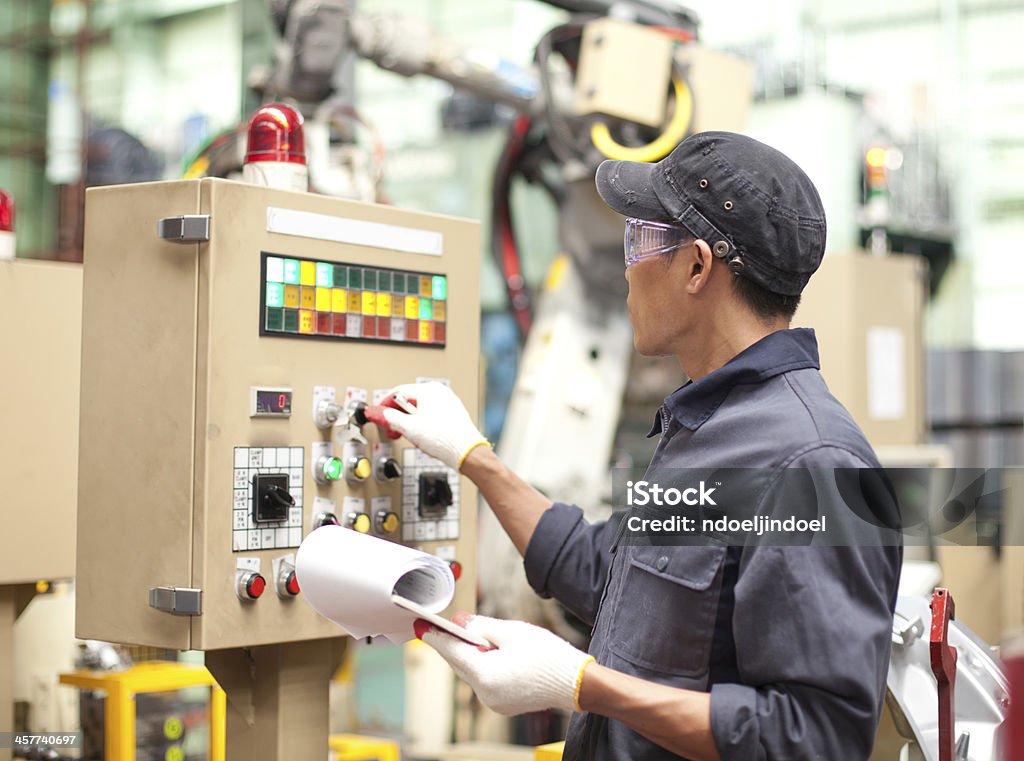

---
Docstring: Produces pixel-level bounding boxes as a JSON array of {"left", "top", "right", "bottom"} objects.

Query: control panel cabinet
[{"left": 77, "top": 179, "right": 480, "bottom": 650}]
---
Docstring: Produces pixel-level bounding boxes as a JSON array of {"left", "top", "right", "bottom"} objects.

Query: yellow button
[
  {"left": 433, "top": 300, "right": 446, "bottom": 321},
  {"left": 376, "top": 292, "right": 391, "bottom": 316},
  {"left": 348, "top": 292, "right": 361, "bottom": 312},
  {"left": 419, "top": 276, "right": 432, "bottom": 298},
  {"left": 405, "top": 296, "right": 419, "bottom": 320},
  {"left": 284, "top": 285, "right": 300, "bottom": 308},
  {"left": 354, "top": 457, "right": 372, "bottom": 480},
  {"left": 299, "top": 310, "right": 315, "bottom": 334},
  {"left": 380, "top": 512, "right": 399, "bottom": 533},
  {"left": 300, "top": 260, "right": 316, "bottom": 286},
  {"left": 316, "top": 287, "right": 331, "bottom": 311},
  {"left": 391, "top": 295, "right": 405, "bottom": 317},
  {"left": 300, "top": 286, "right": 316, "bottom": 309},
  {"left": 361, "top": 291, "right": 376, "bottom": 315},
  {"left": 351, "top": 513, "right": 371, "bottom": 534},
  {"left": 332, "top": 288, "right": 347, "bottom": 312}
]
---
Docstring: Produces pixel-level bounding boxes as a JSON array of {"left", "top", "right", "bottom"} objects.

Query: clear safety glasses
[{"left": 623, "top": 217, "right": 694, "bottom": 266}]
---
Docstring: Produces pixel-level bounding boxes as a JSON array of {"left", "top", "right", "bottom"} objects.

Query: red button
[
  {"left": 449, "top": 560, "right": 462, "bottom": 581},
  {"left": 247, "top": 574, "right": 266, "bottom": 599},
  {"left": 285, "top": 572, "right": 300, "bottom": 596}
]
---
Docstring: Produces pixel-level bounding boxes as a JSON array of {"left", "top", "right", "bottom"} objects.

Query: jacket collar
[{"left": 648, "top": 328, "right": 821, "bottom": 436}]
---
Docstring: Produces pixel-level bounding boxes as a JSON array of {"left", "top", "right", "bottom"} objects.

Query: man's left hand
[{"left": 420, "top": 614, "right": 595, "bottom": 716}]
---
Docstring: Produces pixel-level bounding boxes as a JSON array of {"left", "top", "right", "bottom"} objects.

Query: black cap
[{"left": 595, "top": 131, "right": 826, "bottom": 296}]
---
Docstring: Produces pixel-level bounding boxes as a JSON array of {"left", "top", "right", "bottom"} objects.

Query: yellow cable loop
[{"left": 590, "top": 74, "right": 693, "bottom": 163}]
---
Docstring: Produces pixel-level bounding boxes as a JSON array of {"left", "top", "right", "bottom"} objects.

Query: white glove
[
  {"left": 371, "top": 382, "right": 490, "bottom": 471},
  {"left": 421, "top": 615, "right": 595, "bottom": 716}
]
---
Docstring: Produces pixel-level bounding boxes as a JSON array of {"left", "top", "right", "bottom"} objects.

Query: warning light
[
  {"left": 449, "top": 560, "right": 462, "bottom": 581},
  {"left": 865, "top": 146, "right": 888, "bottom": 169},
  {"left": 242, "top": 103, "right": 308, "bottom": 192},
  {"left": 0, "top": 189, "right": 14, "bottom": 260}
]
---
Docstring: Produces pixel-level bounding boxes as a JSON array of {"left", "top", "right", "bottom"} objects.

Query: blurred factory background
[{"left": 2, "top": 0, "right": 1024, "bottom": 760}]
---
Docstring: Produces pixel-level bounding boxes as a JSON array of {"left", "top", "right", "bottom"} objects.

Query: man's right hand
[{"left": 365, "top": 382, "right": 490, "bottom": 471}]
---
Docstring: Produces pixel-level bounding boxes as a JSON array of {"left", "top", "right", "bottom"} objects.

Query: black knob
[
  {"left": 352, "top": 401, "right": 369, "bottom": 427},
  {"left": 380, "top": 457, "right": 402, "bottom": 481},
  {"left": 313, "top": 511, "right": 340, "bottom": 528},
  {"left": 265, "top": 485, "right": 295, "bottom": 508}
]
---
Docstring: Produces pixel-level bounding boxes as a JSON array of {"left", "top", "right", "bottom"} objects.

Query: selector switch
[
  {"left": 418, "top": 473, "right": 454, "bottom": 518},
  {"left": 350, "top": 401, "right": 370, "bottom": 427},
  {"left": 376, "top": 457, "right": 402, "bottom": 482},
  {"left": 346, "top": 512, "right": 371, "bottom": 534},
  {"left": 253, "top": 474, "right": 294, "bottom": 523},
  {"left": 237, "top": 571, "right": 266, "bottom": 601}
]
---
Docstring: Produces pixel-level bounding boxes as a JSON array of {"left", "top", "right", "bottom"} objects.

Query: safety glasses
[{"left": 623, "top": 217, "right": 694, "bottom": 266}]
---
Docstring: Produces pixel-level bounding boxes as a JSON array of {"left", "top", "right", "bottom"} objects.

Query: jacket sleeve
[
  {"left": 709, "top": 445, "right": 902, "bottom": 761},
  {"left": 522, "top": 503, "right": 626, "bottom": 626}
]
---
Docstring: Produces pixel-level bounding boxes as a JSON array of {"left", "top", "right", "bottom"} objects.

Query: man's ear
[{"left": 686, "top": 240, "right": 715, "bottom": 294}]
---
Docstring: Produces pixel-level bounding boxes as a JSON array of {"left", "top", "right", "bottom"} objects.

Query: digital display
[
  {"left": 251, "top": 387, "right": 292, "bottom": 417},
  {"left": 260, "top": 253, "right": 447, "bottom": 347}
]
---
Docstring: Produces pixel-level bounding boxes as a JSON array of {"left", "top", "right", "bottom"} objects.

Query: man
[{"left": 369, "top": 131, "right": 902, "bottom": 760}]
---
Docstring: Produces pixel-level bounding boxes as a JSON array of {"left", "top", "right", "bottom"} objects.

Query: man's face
[{"left": 625, "top": 248, "right": 694, "bottom": 356}]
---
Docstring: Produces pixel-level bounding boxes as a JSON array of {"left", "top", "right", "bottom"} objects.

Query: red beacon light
[
  {"left": 242, "top": 102, "right": 308, "bottom": 192},
  {"left": 0, "top": 189, "right": 14, "bottom": 260}
]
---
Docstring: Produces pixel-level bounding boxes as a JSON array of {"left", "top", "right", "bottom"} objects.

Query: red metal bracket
[{"left": 930, "top": 587, "right": 957, "bottom": 761}]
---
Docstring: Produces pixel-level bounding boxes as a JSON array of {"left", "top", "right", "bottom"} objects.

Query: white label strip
[{"left": 267, "top": 207, "right": 443, "bottom": 256}]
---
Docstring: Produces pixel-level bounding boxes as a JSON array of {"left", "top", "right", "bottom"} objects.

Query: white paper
[
  {"left": 295, "top": 525, "right": 455, "bottom": 643},
  {"left": 866, "top": 327, "right": 907, "bottom": 420}
]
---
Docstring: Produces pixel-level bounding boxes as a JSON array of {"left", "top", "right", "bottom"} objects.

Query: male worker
[{"left": 370, "top": 131, "right": 901, "bottom": 760}]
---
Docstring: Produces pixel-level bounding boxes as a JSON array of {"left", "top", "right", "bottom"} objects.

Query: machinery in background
[{"left": 76, "top": 178, "right": 481, "bottom": 761}]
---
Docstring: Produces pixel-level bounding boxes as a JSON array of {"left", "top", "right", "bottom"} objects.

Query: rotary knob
[
  {"left": 376, "top": 457, "right": 402, "bottom": 482},
  {"left": 237, "top": 571, "right": 266, "bottom": 601}
]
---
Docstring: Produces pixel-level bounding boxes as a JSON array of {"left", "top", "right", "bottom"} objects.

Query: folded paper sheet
[{"left": 295, "top": 524, "right": 455, "bottom": 643}]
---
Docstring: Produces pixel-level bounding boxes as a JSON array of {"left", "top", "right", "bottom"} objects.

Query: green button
[
  {"left": 283, "top": 308, "right": 299, "bottom": 332},
  {"left": 432, "top": 276, "right": 447, "bottom": 300},
  {"left": 363, "top": 269, "right": 377, "bottom": 290},
  {"left": 348, "top": 268, "right": 362, "bottom": 289},
  {"left": 378, "top": 271, "right": 392, "bottom": 292},
  {"left": 323, "top": 456, "right": 343, "bottom": 481},
  {"left": 283, "top": 259, "right": 300, "bottom": 285},
  {"left": 334, "top": 265, "right": 348, "bottom": 288},
  {"left": 316, "top": 263, "right": 333, "bottom": 288},
  {"left": 266, "top": 282, "right": 284, "bottom": 308},
  {"left": 265, "top": 307, "right": 283, "bottom": 331},
  {"left": 419, "top": 299, "right": 433, "bottom": 320}
]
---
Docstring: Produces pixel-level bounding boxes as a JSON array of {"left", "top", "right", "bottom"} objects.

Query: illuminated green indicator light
[
  {"left": 432, "top": 276, "right": 447, "bottom": 300},
  {"left": 266, "top": 307, "right": 283, "bottom": 331},
  {"left": 266, "top": 257, "right": 284, "bottom": 283},
  {"left": 283, "top": 308, "right": 299, "bottom": 332},
  {"left": 378, "top": 271, "right": 392, "bottom": 291},
  {"left": 364, "top": 269, "right": 377, "bottom": 290},
  {"left": 266, "top": 282, "right": 284, "bottom": 308},
  {"left": 419, "top": 299, "right": 433, "bottom": 320},
  {"left": 323, "top": 457, "right": 343, "bottom": 481},
  {"left": 283, "top": 259, "right": 300, "bottom": 284},
  {"left": 316, "top": 263, "right": 333, "bottom": 287},
  {"left": 349, "top": 269, "right": 362, "bottom": 289}
]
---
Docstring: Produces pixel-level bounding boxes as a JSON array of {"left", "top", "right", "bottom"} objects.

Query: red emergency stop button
[
  {"left": 449, "top": 560, "right": 462, "bottom": 581},
  {"left": 286, "top": 571, "right": 300, "bottom": 596}
]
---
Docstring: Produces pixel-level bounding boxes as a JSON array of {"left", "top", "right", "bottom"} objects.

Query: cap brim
[{"left": 595, "top": 159, "right": 673, "bottom": 222}]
